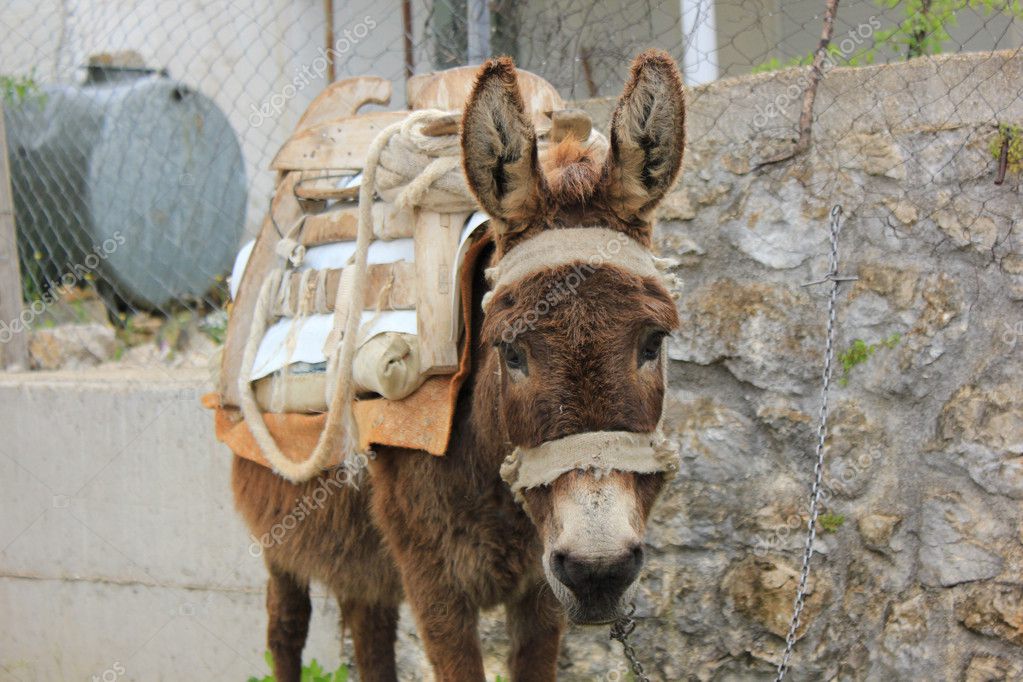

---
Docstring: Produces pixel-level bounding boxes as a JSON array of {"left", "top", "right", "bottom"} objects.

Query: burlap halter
[{"left": 484, "top": 227, "right": 680, "bottom": 502}]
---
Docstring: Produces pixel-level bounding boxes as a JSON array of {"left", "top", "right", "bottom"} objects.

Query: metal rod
[
  {"left": 995, "top": 133, "right": 1009, "bottom": 186},
  {"left": 325, "top": 0, "right": 336, "bottom": 83},
  {"left": 757, "top": 0, "right": 841, "bottom": 168},
  {"left": 402, "top": 0, "right": 414, "bottom": 86},
  {"left": 0, "top": 101, "right": 29, "bottom": 369}
]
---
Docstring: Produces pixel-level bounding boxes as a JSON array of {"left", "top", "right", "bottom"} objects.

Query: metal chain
[
  {"left": 776, "top": 205, "right": 853, "bottom": 680},
  {"left": 610, "top": 603, "right": 650, "bottom": 682},
  {"left": 608, "top": 206, "right": 851, "bottom": 682}
]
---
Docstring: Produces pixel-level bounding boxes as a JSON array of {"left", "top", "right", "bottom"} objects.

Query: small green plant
[
  {"left": 20, "top": 252, "right": 45, "bottom": 304},
  {"left": 838, "top": 333, "right": 901, "bottom": 386},
  {"left": 755, "top": 1, "right": 1023, "bottom": 74},
  {"left": 869, "top": 0, "right": 1023, "bottom": 60},
  {"left": 818, "top": 513, "right": 846, "bottom": 533},
  {"left": 752, "top": 44, "right": 871, "bottom": 74},
  {"left": 989, "top": 124, "right": 1023, "bottom": 174},
  {"left": 248, "top": 651, "right": 350, "bottom": 682},
  {"left": 199, "top": 311, "right": 228, "bottom": 345},
  {"left": 1, "top": 72, "right": 44, "bottom": 106}
]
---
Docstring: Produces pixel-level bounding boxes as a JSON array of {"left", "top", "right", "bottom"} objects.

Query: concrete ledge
[{"left": 0, "top": 369, "right": 351, "bottom": 681}]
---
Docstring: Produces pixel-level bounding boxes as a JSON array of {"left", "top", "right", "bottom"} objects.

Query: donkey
[{"left": 232, "top": 49, "right": 685, "bottom": 681}]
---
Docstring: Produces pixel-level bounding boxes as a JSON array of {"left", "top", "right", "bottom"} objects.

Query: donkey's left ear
[
  {"left": 601, "top": 50, "right": 686, "bottom": 229},
  {"left": 461, "top": 57, "right": 546, "bottom": 230}
]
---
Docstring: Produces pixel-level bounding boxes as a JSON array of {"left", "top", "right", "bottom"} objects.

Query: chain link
[
  {"left": 610, "top": 603, "right": 650, "bottom": 682},
  {"left": 608, "top": 206, "right": 850, "bottom": 681},
  {"left": 775, "top": 205, "right": 852, "bottom": 680}
]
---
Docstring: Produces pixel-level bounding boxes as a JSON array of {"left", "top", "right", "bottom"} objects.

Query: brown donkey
[{"left": 232, "top": 49, "right": 686, "bottom": 681}]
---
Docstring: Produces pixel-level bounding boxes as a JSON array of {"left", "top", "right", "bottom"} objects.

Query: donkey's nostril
[
  {"left": 551, "top": 551, "right": 570, "bottom": 586},
  {"left": 552, "top": 548, "right": 643, "bottom": 600}
]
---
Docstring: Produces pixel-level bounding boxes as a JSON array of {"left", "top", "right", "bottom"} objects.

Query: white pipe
[
  {"left": 467, "top": 0, "right": 490, "bottom": 64},
  {"left": 680, "top": 0, "right": 719, "bottom": 85}
]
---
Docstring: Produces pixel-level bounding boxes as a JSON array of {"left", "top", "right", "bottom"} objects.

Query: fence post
[{"left": 0, "top": 102, "right": 28, "bottom": 369}]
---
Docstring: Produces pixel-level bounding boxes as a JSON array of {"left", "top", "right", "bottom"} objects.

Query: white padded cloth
[{"left": 249, "top": 310, "right": 416, "bottom": 381}]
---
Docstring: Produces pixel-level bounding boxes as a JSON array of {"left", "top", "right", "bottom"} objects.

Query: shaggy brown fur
[{"left": 232, "top": 49, "right": 685, "bottom": 681}]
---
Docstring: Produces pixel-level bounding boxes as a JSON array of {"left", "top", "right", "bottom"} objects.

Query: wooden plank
[
  {"left": 413, "top": 210, "right": 469, "bottom": 375},
  {"left": 220, "top": 172, "right": 304, "bottom": 406},
  {"left": 295, "top": 76, "right": 392, "bottom": 132},
  {"left": 271, "top": 110, "right": 408, "bottom": 171},
  {"left": 549, "top": 108, "right": 593, "bottom": 143},
  {"left": 408, "top": 65, "right": 564, "bottom": 129},
  {"left": 0, "top": 103, "right": 28, "bottom": 369},
  {"left": 293, "top": 171, "right": 360, "bottom": 201},
  {"left": 273, "top": 262, "right": 416, "bottom": 316},
  {"left": 302, "top": 201, "right": 414, "bottom": 245}
]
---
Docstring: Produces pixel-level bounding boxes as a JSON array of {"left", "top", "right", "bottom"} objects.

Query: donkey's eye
[
  {"left": 499, "top": 342, "right": 528, "bottom": 375},
  {"left": 639, "top": 331, "right": 667, "bottom": 366}
]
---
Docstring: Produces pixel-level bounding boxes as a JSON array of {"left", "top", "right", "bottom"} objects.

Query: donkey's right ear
[{"left": 461, "top": 57, "right": 546, "bottom": 229}]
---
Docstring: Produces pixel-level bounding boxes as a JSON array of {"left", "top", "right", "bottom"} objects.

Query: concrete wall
[
  {"left": 0, "top": 368, "right": 441, "bottom": 681},
  {"left": 2, "top": 51, "right": 1023, "bottom": 681},
  {"left": 0, "top": 369, "right": 316, "bottom": 681}
]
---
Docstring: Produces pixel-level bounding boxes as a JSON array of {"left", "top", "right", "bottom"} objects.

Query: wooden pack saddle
[{"left": 206, "top": 67, "right": 596, "bottom": 478}]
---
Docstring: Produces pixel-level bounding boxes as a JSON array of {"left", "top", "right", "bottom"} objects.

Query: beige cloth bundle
[
  {"left": 373, "top": 113, "right": 478, "bottom": 213},
  {"left": 254, "top": 332, "right": 425, "bottom": 413}
]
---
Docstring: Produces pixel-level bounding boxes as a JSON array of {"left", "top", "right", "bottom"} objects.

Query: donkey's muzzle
[{"left": 552, "top": 545, "right": 643, "bottom": 620}]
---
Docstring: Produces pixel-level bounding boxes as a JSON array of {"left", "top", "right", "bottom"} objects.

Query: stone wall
[{"left": 529, "top": 51, "right": 1023, "bottom": 680}]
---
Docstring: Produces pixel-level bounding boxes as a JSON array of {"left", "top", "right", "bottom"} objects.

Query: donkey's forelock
[{"left": 540, "top": 138, "right": 604, "bottom": 208}]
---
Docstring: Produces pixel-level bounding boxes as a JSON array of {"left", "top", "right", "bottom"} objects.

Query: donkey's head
[{"left": 462, "top": 51, "right": 685, "bottom": 624}]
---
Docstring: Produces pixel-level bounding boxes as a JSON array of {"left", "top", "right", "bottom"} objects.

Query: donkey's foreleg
[
  {"left": 401, "top": 568, "right": 485, "bottom": 681},
  {"left": 340, "top": 599, "right": 399, "bottom": 682},
  {"left": 266, "top": 567, "right": 312, "bottom": 682},
  {"left": 505, "top": 583, "right": 564, "bottom": 682}
]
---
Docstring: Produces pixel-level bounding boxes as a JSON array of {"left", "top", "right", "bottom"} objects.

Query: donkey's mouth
[
  {"left": 564, "top": 595, "right": 629, "bottom": 625},
  {"left": 545, "top": 570, "right": 632, "bottom": 625}
]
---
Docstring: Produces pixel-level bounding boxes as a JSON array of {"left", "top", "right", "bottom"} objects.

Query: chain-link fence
[{"left": 0, "top": 0, "right": 1020, "bottom": 370}]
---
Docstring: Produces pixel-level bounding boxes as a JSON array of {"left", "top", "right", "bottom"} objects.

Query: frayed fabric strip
[
  {"left": 500, "top": 430, "right": 679, "bottom": 503},
  {"left": 483, "top": 227, "right": 664, "bottom": 311}
]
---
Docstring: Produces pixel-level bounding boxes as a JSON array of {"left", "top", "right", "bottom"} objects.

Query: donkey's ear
[
  {"left": 461, "top": 57, "right": 546, "bottom": 228},
  {"left": 601, "top": 50, "right": 686, "bottom": 227}
]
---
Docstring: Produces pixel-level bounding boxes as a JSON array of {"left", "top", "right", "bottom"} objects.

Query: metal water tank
[{"left": 4, "top": 65, "right": 246, "bottom": 309}]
